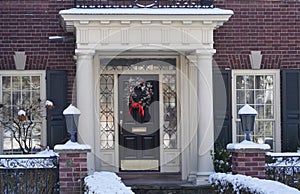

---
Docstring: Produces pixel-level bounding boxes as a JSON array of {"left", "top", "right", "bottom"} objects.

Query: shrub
[
  {"left": 211, "top": 147, "right": 232, "bottom": 173},
  {"left": 0, "top": 168, "right": 58, "bottom": 194},
  {"left": 209, "top": 173, "right": 300, "bottom": 194}
]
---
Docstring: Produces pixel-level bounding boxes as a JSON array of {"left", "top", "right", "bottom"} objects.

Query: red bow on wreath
[{"left": 128, "top": 102, "right": 145, "bottom": 117}]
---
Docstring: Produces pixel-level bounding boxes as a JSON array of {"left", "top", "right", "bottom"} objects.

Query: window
[
  {"left": 99, "top": 74, "right": 115, "bottom": 150},
  {"left": 0, "top": 71, "right": 46, "bottom": 153},
  {"left": 232, "top": 70, "right": 280, "bottom": 151}
]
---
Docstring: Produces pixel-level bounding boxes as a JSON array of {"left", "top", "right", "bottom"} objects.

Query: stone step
[{"left": 118, "top": 172, "right": 215, "bottom": 194}]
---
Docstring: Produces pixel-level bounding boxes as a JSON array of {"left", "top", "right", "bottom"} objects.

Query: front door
[{"left": 118, "top": 74, "right": 160, "bottom": 171}]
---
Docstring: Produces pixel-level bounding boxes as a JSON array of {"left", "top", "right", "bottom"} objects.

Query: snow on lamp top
[
  {"left": 238, "top": 104, "right": 257, "bottom": 115},
  {"left": 63, "top": 104, "right": 81, "bottom": 115}
]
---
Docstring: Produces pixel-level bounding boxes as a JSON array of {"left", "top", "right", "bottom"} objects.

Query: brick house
[{"left": 0, "top": 0, "right": 299, "bottom": 182}]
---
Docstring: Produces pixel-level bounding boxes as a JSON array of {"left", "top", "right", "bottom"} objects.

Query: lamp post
[
  {"left": 238, "top": 104, "right": 257, "bottom": 141},
  {"left": 63, "top": 104, "right": 81, "bottom": 142}
]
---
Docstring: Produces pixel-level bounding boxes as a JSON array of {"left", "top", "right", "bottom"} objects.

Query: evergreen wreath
[{"left": 128, "top": 77, "right": 153, "bottom": 117}]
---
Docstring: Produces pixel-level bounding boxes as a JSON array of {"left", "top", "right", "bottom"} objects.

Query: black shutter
[
  {"left": 46, "top": 70, "right": 68, "bottom": 148},
  {"left": 282, "top": 70, "right": 300, "bottom": 152},
  {"left": 213, "top": 69, "right": 232, "bottom": 148}
]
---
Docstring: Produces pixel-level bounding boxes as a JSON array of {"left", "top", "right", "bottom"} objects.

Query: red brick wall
[
  {"left": 0, "top": 0, "right": 75, "bottom": 101},
  {"left": 1, "top": 0, "right": 300, "bottom": 100},
  {"left": 59, "top": 152, "right": 88, "bottom": 193},
  {"left": 214, "top": 0, "right": 300, "bottom": 69},
  {"left": 231, "top": 151, "right": 266, "bottom": 179}
]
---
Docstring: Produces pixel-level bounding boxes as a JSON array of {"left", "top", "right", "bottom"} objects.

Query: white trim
[
  {"left": 97, "top": 54, "right": 180, "bottom": 172},
  {"left": 159, "top": 74, "right": 164, "bottom": 171},
  {"left": 114, "top": 73, "right": 119, "bottom": 171},
  {"left": 180, "top": 55, "right": 190, "bottom": 179},
  {"left": 60, "top": 8, "right": 234, "bottom": 16},
  {"left": 232, "top": 69, "right": 281, "bottom": 152}
]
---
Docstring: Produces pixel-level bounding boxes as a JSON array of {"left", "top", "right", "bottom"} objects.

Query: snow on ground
[
  {"left": 84, "top": 171, "right": 134, "bottom": 194},
  {"left": 209, "top": 173, "right": 300, "bottom": 194}
]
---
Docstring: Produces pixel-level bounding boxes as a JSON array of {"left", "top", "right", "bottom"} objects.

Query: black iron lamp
[
  {"left": 63, "top": 104, "right": 81, "bottom": 142},
  {"left": 238, "top": 104, "right": 257, "bottom": 141}
]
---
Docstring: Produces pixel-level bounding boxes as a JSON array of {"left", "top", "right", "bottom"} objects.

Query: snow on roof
[
  {"left": 84, "top": 171, "right": 134, "bottom": 194},
  {"left": 59, "top": 8, "right": 233, "bottom": 15},
  {"left": 54, "top": 140, "right": 91, "bottom": 151},
  {"left": 227, "top": 140, "right": 270, "bottom": 150}
]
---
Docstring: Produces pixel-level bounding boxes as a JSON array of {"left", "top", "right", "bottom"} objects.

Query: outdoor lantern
[
  {"left": 63, "top": 104, "right": 81, "bottom": 142},
  {"left": 238, "top": 104, "right": 257, "bottom": 141}
]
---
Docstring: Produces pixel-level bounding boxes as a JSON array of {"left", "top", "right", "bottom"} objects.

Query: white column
[
  {"left": 195, "top": 49, "right": 216, "bottom": 185},
  {"left": 75, "top": 49, "right": 96, "bottom": 173},
  {"left": 186, "top": 55, "right": 200, "bottom": 183}
]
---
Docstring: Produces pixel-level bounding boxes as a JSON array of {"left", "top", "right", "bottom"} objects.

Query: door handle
[{"left": 120, "top": 120, "right": 123, "bottom": 135}]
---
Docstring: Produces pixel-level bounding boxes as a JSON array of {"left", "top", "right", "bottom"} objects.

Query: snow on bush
[
  {"left": 84, "top": 171, "right": 134, "bottom": 194},
  {"left": 209, "top": 173, "right": 300, "bottom": 194}
]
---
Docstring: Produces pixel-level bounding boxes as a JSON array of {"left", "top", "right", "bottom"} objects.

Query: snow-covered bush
[
  {"left": 0, "top": 99, "right": 54, "bottom": 154},
  {"left": 211, "top": 147, "right": 232, "bottom": 173},
  {"left": 209, "top": 173, "right": 300, "bottom": 194},
  {"left": 84, "top": 171, "right": 134, "bottom": 194}
]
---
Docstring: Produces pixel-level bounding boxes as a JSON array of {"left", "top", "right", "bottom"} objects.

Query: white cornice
[
  {"left": 60, "top": 8, "right": 233, "bottom": 32},
  {"left": 59, "top": 8, "right": 233, "bottom": 15},
  {"left": 59, "top": 8, "right": 233, "bottom": 51}
]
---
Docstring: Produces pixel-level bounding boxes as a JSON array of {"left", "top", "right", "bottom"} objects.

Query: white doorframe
[{"left": 96, "top": 54, "right": 181, "bottom": 173}]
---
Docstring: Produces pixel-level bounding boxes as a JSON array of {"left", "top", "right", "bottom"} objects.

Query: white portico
[{"left": 59, "top": 7, "right": 233, "bottom": 182}]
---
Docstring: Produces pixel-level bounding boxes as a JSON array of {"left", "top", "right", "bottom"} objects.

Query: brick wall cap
[
  {"left": 227, "top": 140, "right": 270, "bottom": 152},
  {"left": 54, "top": 140, "right": 91, "bottom": 153}
]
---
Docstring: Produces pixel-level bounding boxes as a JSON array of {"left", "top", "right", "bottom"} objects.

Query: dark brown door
[{"left": 118, "top": 74, "right": 160, "bottom": 171}]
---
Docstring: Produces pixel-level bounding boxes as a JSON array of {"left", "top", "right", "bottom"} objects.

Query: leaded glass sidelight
[
  {"left": 99, "top": 74, "right": 115, "bottom": 149},
  {"left": 163, "top": 74, "right": 177, "bottom": 149}
]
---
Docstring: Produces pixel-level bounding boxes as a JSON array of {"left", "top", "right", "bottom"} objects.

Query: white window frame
[
  {"left": 232, "top": 69, "right": 281, "bottom": 152},
  {"left": 0, "top": 70, "right": 46, "bottom": 153}
]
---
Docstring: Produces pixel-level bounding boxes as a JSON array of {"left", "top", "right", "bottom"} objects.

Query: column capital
[
  {"left": 187, "top": 49, "right": 216, "bottom": 65},
  {"left": 194, "top": 49, "right": 216, "bottom": 56},
  {"left": 75, "top": 49, "right": 95, "bottom": 58}
]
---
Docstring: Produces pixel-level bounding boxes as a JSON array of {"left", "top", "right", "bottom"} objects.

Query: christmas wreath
[{"left": 128, "top": 77, "right": 153, "bottom": 118}]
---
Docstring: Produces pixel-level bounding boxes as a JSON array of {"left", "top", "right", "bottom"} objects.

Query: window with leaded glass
[
  {"left": 163, "top": 74, "right": 177, "bottom": 149},
  {"left": 232, "top": 70, "right": 280, "bottom": 150},
  {"left": 99, "top": 74, "right": 115, "bottom": 149},
  {"left": 0, "top": 72, "right": 45, "bottom": 153}
]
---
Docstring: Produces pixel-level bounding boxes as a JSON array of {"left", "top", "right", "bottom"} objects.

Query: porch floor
[{"left": 118, "top": 173, "right": 216, "bottom": 194}]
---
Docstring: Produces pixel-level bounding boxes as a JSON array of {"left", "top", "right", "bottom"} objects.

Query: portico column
[
  {"left": 75, "top": 49, "right": 96, "bottom": 173},
  {"left": 195, "top": 49, "right": 216, "bottom": 184}
]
